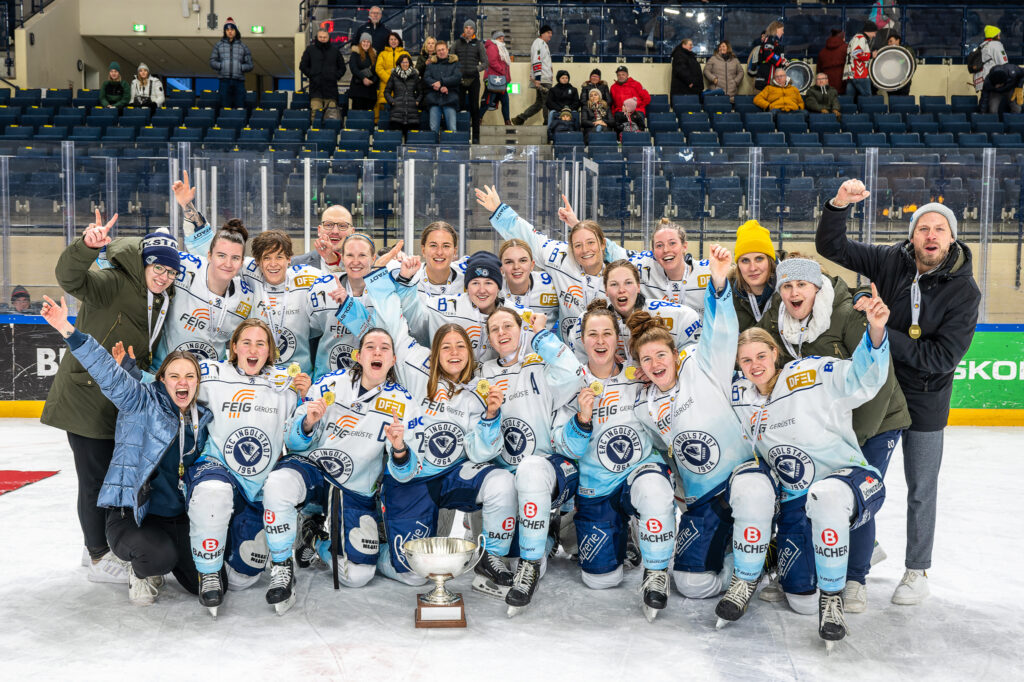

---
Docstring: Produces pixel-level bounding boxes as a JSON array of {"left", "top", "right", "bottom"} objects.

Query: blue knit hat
[
  {"left": 465, "top": 251, "right": 502, "bottom": 289},
  {"left": 141, "top": 232, "right": 181, "bottom": 271}
]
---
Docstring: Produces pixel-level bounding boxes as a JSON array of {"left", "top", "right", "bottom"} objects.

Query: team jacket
[
  {"left": 338, "top": 267, "right": 504, "bottom": 478},
  {"left": 197, "top": 359, "right": 300, "bottom": 502},
  {"left": 565, "top": 297, "right": 701, "bottom": 366},
  {"left": 285, "top": 370, "right": 421, "bottom": 496},
  {"left": 479, "top": 329, "right": 586, "bottom": 469},
  {"left": 490, "top": 203, "right": 621, "bottom": 341},
  {"left": 395, "top": 277, "right": 499, "bottom": 362},
  {"left": 502, "top": 272, "right": 560, "bottom": 334},
  {"left": 242, "top": 261, "right": 322, "bottom": 374},
  {"left": 635, "top": 282, "right": 750, "bottom": 505},
  {"left": 730, "top": 331, "right": 889, "bottom": 502},
  {"left": 552, "top": 364, "right": 658, "bottom": 498},
  {"left": 607, "top": 243, "right": 714, "bottom": 319},
  {"left": 308, "top": 273, "right": 379, "bottom": 381}
]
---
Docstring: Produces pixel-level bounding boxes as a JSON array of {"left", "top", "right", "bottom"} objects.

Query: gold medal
[
  {"left": 909, "top": 324, "right": 922, "bottom": 339},
  {"left": 625, "top": 366, "right": 637, "bottom": 380},
  {"left": 476, "top": 379, "right": 491, "bottom": 396},
  {"left": 323, "top": 391, "right": 336, "bottom": 406},
  {"left": 520, "top": 309, "right": 533, "bottom": 324},
  {"left": 590, "top": 380, "right": 603, "bottom": 396},
  {"left": 350, "top": 349, "right": 359, "bottom": 362},
  {"left": 287, "top": 362, "right": 301, "bottom": 377}
]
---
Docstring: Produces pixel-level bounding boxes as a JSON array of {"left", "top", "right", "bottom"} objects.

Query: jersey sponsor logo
[
  {"left": 596, "top": 425, "right": 643, "bottom": 473},
  {"left": 421, "top": 422, "right": 465, "bottom": 468},
  {"left": 275, "top": 327, "right": 297, "bottom": 362},
  {"left": 767, "top": 445, "right": 815, "bottom": 493},
  {"left": 264, "top": 510, "right": 276, "bottom": 524},
  {"left": 673, "top": 431, "right": 721, "bottom": 475},
  {"left": 329, "top": 342, "right": 357, "bottom": 371},
  {"left": 235, "top": 301, "right": 252, "bottom": 317},
  {"left": 859, "top": 475, "right": 883, "bottom": 500},
  {"left": 743, "top": 527, "right": 761, "bottom": 543},
  {"left": 578, "top": 527, "right": 609, "bottom": 562},
  {"left": 821, "top": 528, "right": 839, "bottom": 547},
  {"left": 656, "top": 314, "right": 674, "bottom": 331},
  {"left": 777, "top": 537, "right": 802, "bottom": 579},
  {"left": 501, "top": 418, "right": 536, "bottom": 466},
  {"left": 465, "top": 324, "right": 482, "bottom": 348},
  {"left": 224, "top": 426, "right": 274, "bottom": 477},
  {"left": 501, "top": 516, "right": 515, "bottom": 531},
  {"left": 309, "top": 448, "right": 355, "bottom": 484},
  {"left": 540, "top": 293, "right": 558, "bottom": 306},
  {"left": 181, "top": 308, "right": 210, "bottom": 331},
  {"left": 676, "top": 518, "right": 700, "bottom": 553},
  {"left": 697, "top": 274, "right": 710, "bottom": 288},
  {"left": 202, "top": 538, "right": 219, "bottom": 552},
  {"left": 565, "top": 285, "right": 584, "bottom": 304},
  {"left": 595, "top": 391, "right": 621, "bottom": 425},
  {"left": 294, "top": 274, "right": 317, "bottom": 288},
  {"left": 523, "top": 502, "right": 538, "bottom": 519},
  {"left": 786, "top": 369, "right": 817, "bottom": 391},
  {"left": 646, "top": 519, "right": 663, "bottom": 533},
  {"left": 374, "top": 397, "right": 406, "bottom": 419},
  {"left": 176, "top": 340, "right": 217, "bottom": 360},
  {"left": 223, "top": 388, "right": 256, "bottom": 418}
]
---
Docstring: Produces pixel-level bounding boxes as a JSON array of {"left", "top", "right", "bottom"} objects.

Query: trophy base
[{"left": 415, "top": 593, "right": 467, "bottom": 628}]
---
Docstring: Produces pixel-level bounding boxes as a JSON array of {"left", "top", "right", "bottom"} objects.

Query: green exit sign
[
  {"left": 132, "top": 24, "right": 146, "bottom": 32},
  {"left": 251, "top": 25, "right": 265, "bottom": 34},
  {"left": 507, "top": 82, "right": 520, "bottom": 95}
]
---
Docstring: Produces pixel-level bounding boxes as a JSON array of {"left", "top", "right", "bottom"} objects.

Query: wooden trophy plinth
[{"left": 415, "top": 593, "right": 467, "bottom": 628}]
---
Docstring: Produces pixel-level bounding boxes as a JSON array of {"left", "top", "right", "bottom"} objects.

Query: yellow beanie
[
  {"left": 734, "top": 220, "right": 776, "bottom": 261},
  {"left": 984, "top": 25, "right": 1000, "bottom": 39}
]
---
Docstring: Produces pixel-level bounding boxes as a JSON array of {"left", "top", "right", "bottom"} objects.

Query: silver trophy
[{"left": 402, "top": 535, "right": 485, "bottom": 628}]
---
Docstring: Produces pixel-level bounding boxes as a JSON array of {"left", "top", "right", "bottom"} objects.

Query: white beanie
[{"left": 909, "top": 202, "right": 957, "bottom": 239}]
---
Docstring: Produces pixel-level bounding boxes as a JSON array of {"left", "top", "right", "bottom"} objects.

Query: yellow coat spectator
[
  {"left": 753, "top": 68, "right": 805, "bottom": 112},
  {"left": 375, "top": 32, "right": 410, "bottom": 118}
]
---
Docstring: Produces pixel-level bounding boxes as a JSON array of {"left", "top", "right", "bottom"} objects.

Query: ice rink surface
[{"left": 0, "top": 419, "right": 1021, "bottom": 681}]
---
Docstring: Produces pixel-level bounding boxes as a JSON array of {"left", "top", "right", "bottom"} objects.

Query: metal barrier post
[
  {"left": 978, "top": 147, "right": 995, "bottom": 323},
  {"left": 303, "top": 157, "right": 312, "bottom": 253},
  {"left": 0, "top": 156, "right": 9, "bottom": 300},
  {"left": 641, "top": 144, "right": 655, "bottom": 245},
  {"left": 61, "top": 140, "right": 75, "bottom": 245},
  {"left": 458, "top": 162, "right": 466, "bottom": 254},
  {"left": 403, "top": 158, "right": 415, "bottom": 248},
  {"left": 260, "top": 163, "right": 269, "bottom": 232},
  {"left": 526, "top": 146, "right": 538, "bottom": 226},
  {"left": 104, "top": 156, "right": 118, "bottom": 236},
  {"left": 863, "top": 146, "right": 879, "bottom": 247},
  {"left": 362, "top": 158, "right": 375, "bottom": 233},
  {"left": 747, "top": 146, "right": 762, "bottom": 223}
]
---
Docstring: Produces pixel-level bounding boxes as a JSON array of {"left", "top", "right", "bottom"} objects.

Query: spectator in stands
[
  {"left": 614, "top": 97, "right": 646, "bottom": 137},
  {"left": 351, "top": 5, "right": 390, "bottom": 53},
  {"left": 817, "top": 28, "right": 847, "bottom": 93},
  {"left": 610, "top": 65, "right": 651, "bottom": 115},
  {"left": 10, "top": 285, "right": 32, "bottom": 313},
  {"left": 347, "top": 34, "right": 378, "bottom": 112},
  {"left": 292, "top": 205, "right": 354, "bottom": 271},
  {"left": 702, "top": 40, "right": 744, "bottom": 100},
  {"left": 754, "top": 20, "right": 786, "bottom": 92},
  {"left": 844, "top": 22, "right": 877, "bottom": 102},
  {"left": 670, "top": 38, "right": 703, "bottom": 98},
  {"left": 885, "top": 33, "right": 915, "bottom": 98},
  {"left": 980, "top": 63, "right": 1024, "bottom": 115},
  {"left": 973, "top": 25, "right": 1008, "bottom": 93},
  {"left": 754, "top": 67, "right": 804, "bottom": 112},
  {"left": 300, "top": 28, "right": 347, "bottom": 124},
  {"left": 805, "top": 71, "right": 840, "bottom": 116},
  {"left": 579, "top": 69, "right": 610, "bottom": 109},
  {"left": 547, "top": 106, "right": 578, "bottom": 143},
  {"left": 482, "top": 30, "right": 513, "bottom": 127},
  {"left": 375, "top": 31, "right": 410, "bottom": 122},
  {"left": 416, "top": 36, "right": 437, "bottom": 74},
  {"left": 99, "top": 62, "right": 130, "bottom": 110},
  {"left": 581, "top": 87, "right": 611, "bottom": 142},
  {"left": 546, "top": 70, "right": 580, "bottom": 124},
  {"left": 453, "top": 20, "right": 489, "bottom": 144},
  {"left": 209, "top": 18, "right": 253, "bottom": 109},
  {"left": 511, "top": 25, "right": 553, "bottom": 126},
  {"left": 423, "top": 39, "right": 461, "bottom": 133},
  {"left": 129, "top": 63, "right": 164, "bottom": 113},
  {"left": 385, "top": 54, "right": 422, "bottom": 140}
]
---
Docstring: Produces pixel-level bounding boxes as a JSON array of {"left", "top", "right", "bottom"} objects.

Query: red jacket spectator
[
  {"left": 610, "top": 68, "right": 651, "bottom": 114},
  {"left": 817, "top": 29, "right": 848, "bottom": 93},
  {"left": 484, "top": 38, "right": 511, "bottom": 81}
]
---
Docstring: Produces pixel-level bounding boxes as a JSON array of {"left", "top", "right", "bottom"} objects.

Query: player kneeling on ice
[
  {"left": 552, "top": 300, "right": 676, "bottom": 622},
  {"left": 728, "top": 285, "right": 892, "bottom": 651},
  {"left": 186, "top": 319, "right": 310, "bottom": 617},
  {"left": 260, "top": 327, "right": 421, "bottom": 613},
  {"left": 41, "top": 295, "right": 213, "bottom": 606}
]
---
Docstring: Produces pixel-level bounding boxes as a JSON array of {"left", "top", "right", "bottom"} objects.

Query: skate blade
[
  {"left": 207, "top": 605, "right": 219, "bottom": 619},
  {"left": 273, "top": 593, "right": 296, "bottom": 616},
  {"left": 642, "top": 604, "right": 659, "bottom": 623},
  {"left": 715, "top": 617, "right": 731, "bottom": 630},
  {"left": 506, "top": 604, "right": 526, "bottom": 618},
  {"left": 472, "top": 575, "right": 511, "bottom": 600},
  {"left": 825, "top": 640, "right": 836, "bottom": 655}
]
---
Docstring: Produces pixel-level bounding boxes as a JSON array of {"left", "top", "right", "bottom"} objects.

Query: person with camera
[{"left": 130, "top": 63, "right": 165, "bottom": 113}]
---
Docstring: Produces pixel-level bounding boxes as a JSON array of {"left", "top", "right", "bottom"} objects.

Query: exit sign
[
  {"left": 507, "top": 83, "right": 520, "bottom": 94},
  {"left": 132, "top": 24, "right": 146, "bottom": 32},
  {"left": 251, "top": 25, "right": 265, "bottom": 34}
]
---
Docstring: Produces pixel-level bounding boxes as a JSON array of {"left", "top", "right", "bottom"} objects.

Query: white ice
[{"left": 1, "top": 420, "right": 1021, "bottom": 681}]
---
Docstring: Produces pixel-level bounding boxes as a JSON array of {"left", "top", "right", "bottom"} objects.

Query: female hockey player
[
  {"left": 258, "top": 326, "right": 421, "bottom": 613},
  {"left": 478, "top": 305, "right": 586, "bottom": 614},
  {"left": 564, "top": 259, "right": 701, "bottom": 365},
  {"left": 729, "top": 219, "right": 780, "bottom": 331},
  {"left": 727, "top": 284, "right": 892, "bottom": 651},
  {"left": 551, "top": 301, "right": 677, "bottom": 622},
  {"left": 41, "top": 294, "right": 213, "bottom": 605},
  {"left": 498, "top": 239, "right": 560, "bottom": 333},
  {"left": 411, "top": 221, "right": 467, "bottom": 301},
  {"left": 753, "top": 258, "right": 909, "bottom": 613},
  {"left": 475, "top": 185, "right": 626, "bottom": 341},
  {"left": 186, "top": 319, "right": 310, "bottom": 616},
  {"left": 333, "top": 265, "right": 518, "bottom": 589},
  {"left": 628, "top": 245, "right": 768, "bottom": 614}
]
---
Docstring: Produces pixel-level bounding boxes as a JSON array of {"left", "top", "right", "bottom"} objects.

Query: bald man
[{"left": 292, "top": 205, "right": 354, "bottom": 271}]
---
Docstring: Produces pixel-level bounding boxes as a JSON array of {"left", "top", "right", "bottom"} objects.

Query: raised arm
[
  {"left": 833, "top": 284, "right": 891, "bottom": 407},
  {"left": 815, "top": 178, "right": 890, "bottom": 280},
  {"left": 696, "top": 245, "right": 740, "bottom": 387},
  {"left": 56, "top": 211, "right": 123, "bottom": 305}
]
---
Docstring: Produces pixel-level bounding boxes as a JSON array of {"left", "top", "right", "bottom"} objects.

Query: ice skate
[
  {"left": 199, "top": 572, "right": 224, "bottom": 618},
  {"left": 472, "top": 551, "right": 513, "bottom": 600},
  {"left": 87, "top": 551, "right": 130, "bottom": 584},
  {"left": 266, "top": 558, "right": 296, "bottom": 615},
  {"left": 295, "top": 514, "right": 328, "bottom": 569},
  {"left": 506, "top": 558, "right": 540, "bottom": 617},
  {"left": 818, "top": 590, "right": 847, "bottom": 654},
  {"left": 128, "top": 572, "right": 159, "bottom": 606},
  {"left": 870, "top": 540, "right": 887, "bottom": 567},
  {"left": 758, "top": 575, "right": 785, "bottom": 602},
  {"left": 624, "top": 521, "right": 642, "bottom": 569},
  {"left": 640, "top": 568, "right": 669, "bottom": 623},
  {"left": 891, "top": 569, "right": 929, "bottom": 605},
  {"left": 715, "top": 575, "right": 761, "bottom": 628},
  {"left": 843, "top": 579, "right": 867, "bottom": 613}
]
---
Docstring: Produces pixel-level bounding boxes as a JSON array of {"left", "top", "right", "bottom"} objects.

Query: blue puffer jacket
[
  {"left": 67, "top": 332, "right": 213, "bottom": 525},
  {"left": 210, "top": 38, "right": 254, "bottom": 80}
]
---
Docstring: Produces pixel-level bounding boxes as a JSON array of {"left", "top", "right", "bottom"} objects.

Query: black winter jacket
[
  {"left": 385, "top": 68, "right": 422, "bottom": 125},
  {"left": 350, "top": 20, "right": 391, "bottom": 52},
  {"left": 300, "top": 40, "right": 347, "bottom": 100},
  {"left": 452, "top": 37, "right": 488, "bottom": 77},
  {"left": 348, "top": 48, "right": 378, "bottom": 100},
  {"left": 670, "top": 45, "right": 703, "bottom": 96},
  {"left": 580, "top": 81, "right": 611, "bottom": 108},
  {"left": 546, "top": 71, "right": 580, "bottom": 112},
  {"left": 815, "top": 203, "right": 980, "bottom": 431},
  {"left": 422, "top": 56, "right": 461, "bottom": 108}
]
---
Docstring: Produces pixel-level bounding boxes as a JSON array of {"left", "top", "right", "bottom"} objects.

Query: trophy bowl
[{"left": 402, "top": 535, "right": 484, "bottom": 628}]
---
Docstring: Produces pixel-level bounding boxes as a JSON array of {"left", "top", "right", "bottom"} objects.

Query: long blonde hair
[
  {"left": 426, "top": 324, "right": 477, "bottom": 399},
  {"left": 737, "top": 327, "right": 782, "bottom": 394}
]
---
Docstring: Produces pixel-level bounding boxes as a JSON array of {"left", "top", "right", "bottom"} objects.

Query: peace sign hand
[{"left": 83, "top": 209, "right": 117, "bottom": 249}]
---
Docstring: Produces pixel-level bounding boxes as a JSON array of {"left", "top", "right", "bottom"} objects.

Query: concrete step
[
  {"left": 478, "top": 124, "right": 547, "bottom": 146},
  {"left": 479, "top": 1, "right": 536, "bottom": 57}
]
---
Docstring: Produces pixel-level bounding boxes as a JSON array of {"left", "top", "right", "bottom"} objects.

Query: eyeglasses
[
  {"left": 150, "top": 264, "right": 176, "bottom": 278},
  {"left": 321, "top": 221, "right": 353, "bottom": 233}
]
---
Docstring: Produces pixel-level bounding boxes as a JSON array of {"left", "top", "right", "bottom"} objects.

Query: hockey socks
[
  {"left": 728, "top": 470, "right": 776, "bottom": 582},
  {"left": 631, "top": 473, "right": 675, "bottom": 571},
  {"left": 515, "top": 458, "right": 557, "bottom": 562},
  {"left": 188, "top": 480, "right": 233, "bottom": 574},
  {"left": 261, "top": 468, "right": 307, "bottom": 563},
  {"left": 478, "top": 469, "right": 517, "bottom": 557},
  {"left": 805, "top": 479, "right": 856, "bottom": 594}
]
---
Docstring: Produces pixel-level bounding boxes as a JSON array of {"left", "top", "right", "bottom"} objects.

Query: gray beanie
[
  {"left": 776, "top": 258, "right": 823, "bottom": 289},
  {"left": 359, "top": 32, "right": 372, "bottom": 44},
  {"left": 909, "top": 202, "right": 957, "bottom": 239}
]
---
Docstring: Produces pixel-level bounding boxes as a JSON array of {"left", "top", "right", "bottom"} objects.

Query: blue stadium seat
[
  {"left": 873, "top": 113, "right": 905, "bottom": 135},
  {"left": 733, "top": 96, "right": 759, "bottom": 114},
  {"left": 790, "top": 132, "right": 822, "bottom": 147},
  {"left": 68, "top": 126, "right": 103, "bottom": 142},
  {"left": 756, "top": 132, "right": 786, "bottom": 147},
  {"left": 887, "top": 96, "right": 918, "bottom": 115},
  {"left": 654, "top": 131, "right": 685, "bottom": 147},
  {"left": 711, "top": 112, "right": 742, "bottom": 134},
  {"left": 33, "top": 125, "right": 67, "bottom": 141},
  {"left": 441, "top": 130, "right": 470, "bottom": 145},
  {"left": 702, "top": 95, "right": 732, "bottom": 114},
  {"left": 195, "top": 90, "right": 220, "bottom": 109},
  {"left": 3, "top": 125, "right": 33, "bottom": 139},
  {"left": 165, "top": 90, "right": 195, "bottom": 108},
  {"left": 688, "top": 131, "right": 719, "bottom": 147},
  {"left": 822, "top": 132, "right": 855, "bottom": 148},
  {"left": 920, "top": 96, "right": 951, "bottom": 115},
  {"left": 306, "top": 128, "right": 338, "bottom": 153},
  {"left": 950, "top": 95, "right": 978, "bottom": 115},
  {"left": 808, "top": 114, "right": 841, "bottom": 135},
  {"left": 669, "top": 176, "right": 705, "bottom": 220},
  {"left": 151, "top": 109, "right": 183, "bottom": 128},
  {"left": 938, "top": 113, "right": 970, "bottom": 136},
  {"left": 857, "top": 132, "right": 889, "bottom": 147},
  {"left": 841, "top": 113, "right": 874, "bottom": 136},
  {"left": 346, "top": 110, "right": 374, "bottom": 131},
  {"left": 776, "top": 112, "right": 807, "bottom": 136},
  {"left": 74, "top": 89, "right": 101, "bottom": 108},
  {"left": 907, "top": 114, "right": 939, "bottom": 135},
  {"left": 721, "top": 131, "right": 752, "bottom": 147},
  {"left": 744, "top": 112, "right": 775, "bottom": 135},
  {"left": 273, "top": 128, "right": 304, "bottom": 145},
  {"left": 992, "top": 133, "right": 1024, "bottom": 148},
  {"left": 407, "top": 130, "right": 438, "bottom": 144},
  {"left": 237, "top": 128, "right": 271, "bottom": 145},
  {"left": 588, "top": 131, "right": 617, "bottom": 148},
  {"left": 204, "top": 127, "right": 238, "bottom": 148},
  {"left": 53, "top": 110, "right": 86, "bottom": 128},
  {"left": 260, "top": 91, "right": 288, "bottom": 110},
  {"left": 620, "top": 131, "right": 651, "bottom": 146},
  {"left": 957, "top": 133, "right": 989, "bottom": 148},
  {"left": 923, "top": 133, "right": 955, "bottom": 147},
  {"left": 708, "top": 176, "right": 742, "bottom": 219},
  {"left": 290, "top": 93, "right": 312, "bottom": 110},
  {"left": 971, "top": 113, "right": 1004, "bottom": 135},
  {"left": 170, "top": 127, "right": 203, "bottom": 143},
  {"left": 671, "top": 95, "right": 701, "bottom": 113},
  {"left": 856, "top": 96, "right": 886, "bottom": 114},
  {"left": 648, "top": 111, "right": 678, "bottom": 133}
]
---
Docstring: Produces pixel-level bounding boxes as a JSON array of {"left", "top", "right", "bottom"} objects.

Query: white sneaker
[
  {"left": 892, "top": 569, "right": 929, "bottom": 605},
  {"left": 843, "top": 580, "right": 867, "bottom": 613},
  {"left": 758, "top": 575, "right": 786, "bottom": 603},
  {"left": 87, "top": 552, "right": 131, "bottom": 584},
  {"left": 128, "top": 573, "right": 160, "bottom": 606}
]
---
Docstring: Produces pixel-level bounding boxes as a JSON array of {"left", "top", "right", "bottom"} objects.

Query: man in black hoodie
[
  {"left": 545, "top": 69, "right": 579, "bottom": 125},
  {"left": 670, "top": 38, "right": 703, "bottom": 97},
  {"left": 816, "top": 178, "right": 980, "bottom": 608},
  {"left": 300, "top": 28, "right": 347, "bottom": 123},
  {"left": 453, "top": 20, "right": 489, "bottom": 143}
]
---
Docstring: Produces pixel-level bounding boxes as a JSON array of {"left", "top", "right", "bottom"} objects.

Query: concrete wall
[{"left": 78, "top": 0, "right": 300, "bottom": 38}]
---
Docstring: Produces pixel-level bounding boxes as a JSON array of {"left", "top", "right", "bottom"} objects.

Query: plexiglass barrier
[{"left": 1, "top": 141, "right": 1021, "bottom": 323}]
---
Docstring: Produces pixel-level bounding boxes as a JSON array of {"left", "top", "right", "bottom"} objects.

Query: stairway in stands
[{"left": 478, "top": 1, "right": 537, "bottom": 59}]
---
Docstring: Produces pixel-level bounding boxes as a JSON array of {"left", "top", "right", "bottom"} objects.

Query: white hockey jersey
[
  {"left": 730, "top": 331, "right": 889, "bottom": 502},
  {"left": 564, "top": 297, "right": 702, "bottom": 366},
  {"left": 197, "top": 359, "right": 300, "bottom": 502},
  {"left": 285, "top": 369, "right": 422, "bottom": 496},
  {"left": 607, "top": 245, "right": 714, "bottom": 320},
  {"left": 395, "top": 280, "right": 499, "bottom": 363},
  {"left": 308, "top": 273, "right": 379, "bottom": 381},
  {"left": 502, "top": 271, "right": 560, "bottom": 334},
  {"left": 242, "top": 261, "right": 322, "bottom": 374}
]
